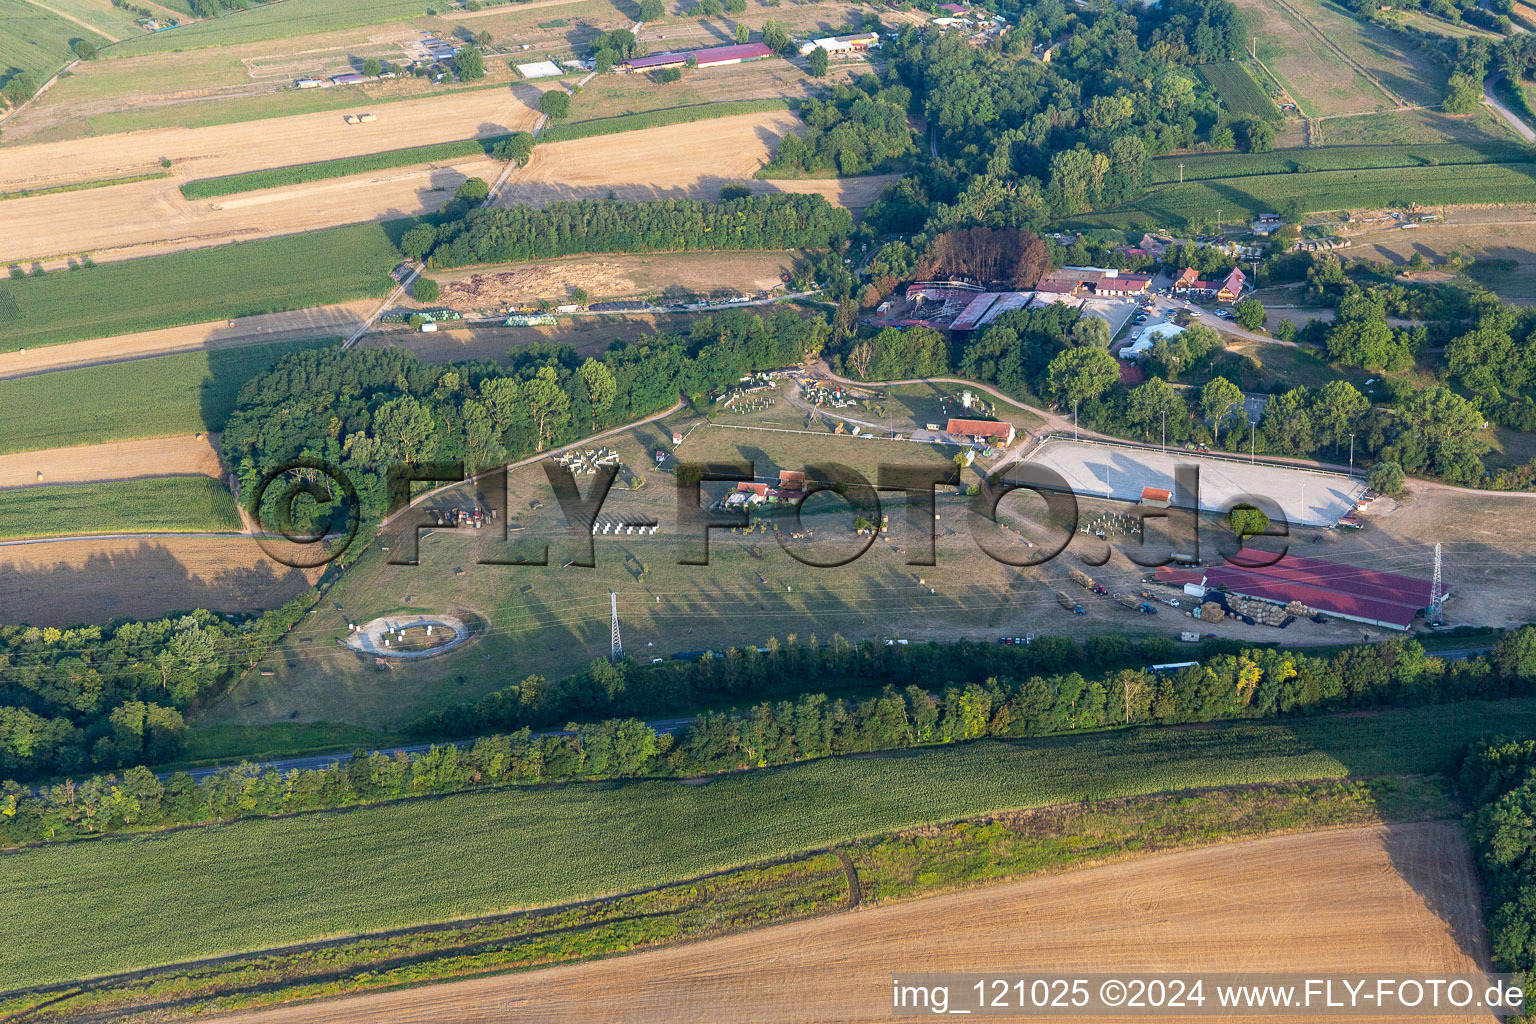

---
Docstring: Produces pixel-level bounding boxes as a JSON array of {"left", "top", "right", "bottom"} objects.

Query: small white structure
[{"left": 516, "top": 60, "right": 563, "bottom": 78}]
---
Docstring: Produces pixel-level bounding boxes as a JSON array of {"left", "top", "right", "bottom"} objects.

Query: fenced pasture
[
  {"left": 0, "top": 338, "right": 334, "bottom": 454},
  {"left": 0, "top": 477, "right": 241, "bottom": 539},
  {"left": 0, "top": 222, "right": 402, "bottom": 350},
  {"left": 5, "top": 697, "right": 1531, "bottom": 989}
]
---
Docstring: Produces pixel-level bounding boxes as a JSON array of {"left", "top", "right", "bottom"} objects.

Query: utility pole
[
  {"left": 1073, "top": 399, "right": 1079, "bottom": 440},
  {"left": 1161, "top": 406, "right": 1166, "bottom": 453},
  {"left": 609, "top": 591, "right": 623, "bottom": 662},
  {"left": 1348, "top": 433, "right": 1355, "bottom": 477},
  {"left": 1178, "top": 162, "right": 1184, "bottom": 184},
  {"left": 1250, "top": 419, "right": 1255, "bottom": 464},
  {"left": 1430, "top": 542, "right": 1443, "bottom": 625}
]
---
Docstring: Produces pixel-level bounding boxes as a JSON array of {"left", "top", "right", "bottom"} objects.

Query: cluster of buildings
[
  {"left": 727, "top": 470, "right": 809, "bottom": 507},
  {"left": 797, "top": 32, "right": 879, "bottom": 55},
  {"left": 1171, "top": 266, "right": 1246, "bottom": 303},
  {"left": 1036, "top": 267, "right": 1154, "bottom": 299}
]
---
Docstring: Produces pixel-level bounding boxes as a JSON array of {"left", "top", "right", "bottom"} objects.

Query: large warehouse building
[
  {"left": 625, "top": 43, "right": 773, "bottom": 71},
  {"left": 1157, "top": 550, "right": 1443, "bottom": 631}
]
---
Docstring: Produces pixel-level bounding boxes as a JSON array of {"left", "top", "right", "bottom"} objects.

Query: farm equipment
[{"left": 1069, "top": 569, "right": 1095, "bottom": 590}]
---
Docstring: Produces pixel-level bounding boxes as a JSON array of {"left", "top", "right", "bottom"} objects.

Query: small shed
[{"left": 1140, "top": 486, "right": 1172, "bottom": 508}]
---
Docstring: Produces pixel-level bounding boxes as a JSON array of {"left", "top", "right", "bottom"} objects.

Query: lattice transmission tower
[
  {"left": 1429, "top": 543, "right": 1443, "bottom": 625},
  {"left": 609, "top": 591, "right": 623, "bottom": 662}
]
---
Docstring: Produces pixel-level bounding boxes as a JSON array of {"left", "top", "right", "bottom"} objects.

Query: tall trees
[
  {"left": 915, "top": 227, "right": 1049, "bottom": 287},
  {"left": 1046, "top": 347, "right": 1119, "bottom": 407},
  {"left": 538, "top": 89, "right": 571, "bottom": 119}
]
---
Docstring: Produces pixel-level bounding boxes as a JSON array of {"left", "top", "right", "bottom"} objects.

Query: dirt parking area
[
  {"left": 432, "top": 251, "right": 798, "bottom": 309},
  {"left": 203, "top": 822, "right": 1490, "bottom": 1024},
  {"left": 0, "top": 536, "right": 314, "bottom": 624},
  {"left": 0, "top": 434, "right": 222, "bottom": 488}
]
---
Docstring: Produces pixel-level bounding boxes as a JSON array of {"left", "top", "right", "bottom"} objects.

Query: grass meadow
[
  {"left": 0, "top": 0, "right": 81, "bottom": 81},
  {"left": 180, "top": 137, "right": 509, "bottom": 199},
  {"left": 1072, "top": 161, "right": 1536, "bottom": 229},
  {"left": 1149, "top": 141, "right": 1534, "bottom": 183},
  {"left": 0, "top": 477, "right": 242, "bottom": 539},
  {"left": 107, "top": 0, "right": 432, "bottom": 56},
  {"left": 0, "top": 338, "right": 335, "bottom": 454},
  {"left": 4, "top": 698, "right": 1531, "bottom": 989},
  {"left": 538, "top": 99, "right": 795, "bottom": 144},
  {"left": 0, "top": 222, "right": 403, "bottom": 350}
]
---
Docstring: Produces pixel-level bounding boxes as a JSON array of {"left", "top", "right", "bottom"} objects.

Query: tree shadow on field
[{"left": 1381, "top": 824, "right": 1493, "bottom": 968}]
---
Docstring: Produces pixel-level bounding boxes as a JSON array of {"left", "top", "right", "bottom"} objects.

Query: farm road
[{"left": 1485, "top": 73, "right": 1536, "bottom": 142}]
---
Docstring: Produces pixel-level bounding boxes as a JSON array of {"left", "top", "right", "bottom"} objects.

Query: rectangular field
[
  {"left": 1024, "top": 438, "right": 1363, "bottom": 526},
  {"left": 0, "top": 338, "right": 334, "bottom": 453},
  {"left": 0, "top": 477, "right": 241, "bottom": 539},
  {"left": 1196, "top": 63, "right": 1279, "bottom": 121},
  {"left": 1149, "top": 141, "right": 1534, "bottom": 182},
  {"left": 107, "top": 0, "right": 432, "bottom": 55},
  {"left": 0, "top": 222, "right": 401, "bottom": 350},
  {"left": 179, "top": 136, "right": 510, "bottom": 199},
  {"left": 1, "top": 0, "right": 81, "bottom": 80},
  {"left": 1074, "top": 161, "right": 1536, "bottom": 228},
  {"left": 3, "top": 697, "right": 1531, "bottom": 989},
  {"left": 1233, "top": 0, "right": 1388, "bottom": 115}
]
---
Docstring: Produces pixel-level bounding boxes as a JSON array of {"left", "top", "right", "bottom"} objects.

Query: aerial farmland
[{"left": 3, "top": 0, "right": 1536, "bottom": 1017}]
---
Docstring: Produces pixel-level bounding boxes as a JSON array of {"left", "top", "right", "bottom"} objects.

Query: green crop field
[
  {"left": 1197, "top": 63, "right": 1279, "bottom": 121},
  {"left": 538, "top": 99, "right": 797, "bottom": 144},
  {"left": 0, "top": 477, "right": 241, "bottom": 540},
  {"left": 1149, "top": 141, "right": 1534, "bottom": 183},
  {"left": 107, "top": 0, "right": 432, "bottom": 56},
  {"left": 0, "top": 222, "right": 403, "bottom": 351},
  {"left": 5, "top": 697, "right": 1534, "bottom": 990},
  {"left": 1, "top": 171, "right": 170, "bottom": 201},
  {"left": 180, "top": 136, "right": 509, "bottom": 199},
  {"left": 1, "top": 0, "right": 82, "bottom": 81},
  {"left": 1074, "top": 161, "right": 1536, "bottom": 229},
  {"left": 0, "top": 338, "right": 334, "bottom": 455}
]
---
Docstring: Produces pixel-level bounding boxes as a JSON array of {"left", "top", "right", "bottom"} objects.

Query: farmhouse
[
  {"left": 947, "top": 418, "right": 1016, "bottom": 445},
  {"left": 799, "top": 32, "right": 880, "bottom": 54},
  {"left": 625, "top": 43, "right": 773, "bottom": 71},
  {"left": 1172, "top": 266, "right": 1246, "bottom": 302},
  {"left": 1156, "top": 550, "right": 1443, "bottom": 631},
  {"left": 1035, "top": 268, "right": 1152, "bottom": 298}
]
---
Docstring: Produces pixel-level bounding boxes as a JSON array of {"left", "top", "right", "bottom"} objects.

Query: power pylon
[
  {"left": 1429, "top": 543, "right": 1443, "bottom": 625},
  {"left": 609, "top": 591, "right": 623, "bottom": 662}
]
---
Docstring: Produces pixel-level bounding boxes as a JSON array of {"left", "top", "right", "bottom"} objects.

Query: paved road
[{"left": 1484, "top": 73, "right": 1536, "bottom": 143}]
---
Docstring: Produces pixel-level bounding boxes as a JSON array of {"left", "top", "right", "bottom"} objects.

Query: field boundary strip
[{"left": 537, "top": 99, "right": 796, "bottom": 145}]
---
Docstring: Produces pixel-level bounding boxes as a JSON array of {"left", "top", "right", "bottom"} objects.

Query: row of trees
[
  {"left": 7, "top": 628, "right": 1532, "bottom": 847},
  {"left": 408, "top": 194, "right": 852, "bottom": 268},
  {"left": 222, "top": 309, "right": 828, "bottom": 522},
  {"left": 0, "top": 598, "right": 312, "bottom": 780}
]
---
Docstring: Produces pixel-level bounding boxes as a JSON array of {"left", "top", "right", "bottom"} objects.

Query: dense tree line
[
  {"left": 765, "top": 78, "right": 917, "bottom": 177},
  {"left": 5, "top": 629, "right": 1529, "bottom": 848},
  {"left": 408, "top": 195, "right": 851, "bottom": 268},
  {"left": 1462, "top": 634, "right": 1536, "bottom": 1009},
  {"left": 0, "top": 599, "right": 311, "bottom": 780},
  {"left": 222, "top": 310, "right": 827, "bottom": 521}
]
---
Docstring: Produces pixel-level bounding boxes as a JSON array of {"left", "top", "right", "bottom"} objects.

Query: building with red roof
[{"left": 946, "top": 418, "right": 1016, "bottom": 445}]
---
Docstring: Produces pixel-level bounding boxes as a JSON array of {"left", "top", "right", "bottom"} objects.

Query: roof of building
[
  {"left": 627, "top": 42, "right": 771, "bottom": 68},
  {"left": 1141, "top": 486, "right": 1173, "bottom": 502},
  {"left": 1163, "top": 549, "right": 1437, "bottom": 629},
  {"left": 947, "top": 418, "right": 1014, "bottom": 438}
]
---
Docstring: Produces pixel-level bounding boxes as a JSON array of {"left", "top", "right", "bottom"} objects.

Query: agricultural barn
[
  {"left": 625, "top": 43, "right": 773, "bottom": 71},
  {"left": 1173, "top": 266, "right": 1246, "bottom": 302},
  {"left": 331, "top": 73, "right": 365, "bottom": 85},
  {"left": 1035, "top": 268, "right": 1152, "bottom": 298},
  {"left": 947, "top": 418, "right": 1016, "bottom": 446},
  {"left": 1156, "top": 550, "right": 1442, "bottom": 631},
  {"left": 798, "top": 32, "right": 880, "bottom": 54}
]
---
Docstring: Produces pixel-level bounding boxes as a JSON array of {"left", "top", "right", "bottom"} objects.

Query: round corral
[{"left": 347, "top": 613, "right": 471, "bottom": 660}]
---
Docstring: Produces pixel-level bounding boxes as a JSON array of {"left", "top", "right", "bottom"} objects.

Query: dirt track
[
  {"left": 207, "top": 822, "right": 1488, "bottom": 1024},
  {"left": 0, "top": 536, "right": 314, "bottom": 624},
  {"left": 0, "top": 302, "right": 366, "bottom": 380},
  {"left": 0, "top": 434, "right": 221, "bottom": 487}
]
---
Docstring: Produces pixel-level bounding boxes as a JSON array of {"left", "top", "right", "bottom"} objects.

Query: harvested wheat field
[
  {"left": 208, "top": 822, "right": 1489, "bottom": 1024},
  {"left": 0, "top": 536, "right": 314, "bottom": 624},
  {"left": 497, "top": 112, "right": 804, "bottom": 205},
  {"left": 0, "top": 87, "right": 539, "bottom": 194},
  {"left": 0, "top": 301, "right": 363, "bottom": 380},
  {"left": 0, "top": 434, "right": 222, "bottom": 488},
  {"left": 4, "top": 157, "right": 504, "bottom": 265}
]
